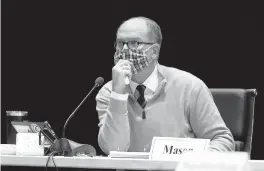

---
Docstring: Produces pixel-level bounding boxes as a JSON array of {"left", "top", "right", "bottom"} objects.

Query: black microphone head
[{"left": 95, "top": 77, "right": 104, "bottom": 87}]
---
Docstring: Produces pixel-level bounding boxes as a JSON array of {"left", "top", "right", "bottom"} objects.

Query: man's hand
[{"left": 112, "top": 60, "right": 132, "bottom": 94}]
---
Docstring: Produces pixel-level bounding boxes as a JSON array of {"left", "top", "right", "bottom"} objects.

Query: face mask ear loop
[
  {"left": 143, "top": 44, "right": 155, "bottom": 53},
  {"left": 142, "top": 45, "right": 154, "bottom": 64}
]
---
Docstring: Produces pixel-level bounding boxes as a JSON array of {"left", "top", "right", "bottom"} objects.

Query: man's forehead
[{"left": 116, "top": 19, "right": 150, "bottom": 41}]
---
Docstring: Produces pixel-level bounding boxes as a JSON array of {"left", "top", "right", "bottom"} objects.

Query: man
[{"left": 95, "top": 16, "right": 235, "bottom": 155}]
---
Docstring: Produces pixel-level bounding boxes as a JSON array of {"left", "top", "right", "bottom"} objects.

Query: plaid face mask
[{"left": 114, "top": 47, "right": 152, "bottom": 74}]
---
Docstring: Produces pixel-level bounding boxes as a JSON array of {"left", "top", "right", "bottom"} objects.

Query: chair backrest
[{"left": 209, "top": 89, "right": 257, "bottom": 157}]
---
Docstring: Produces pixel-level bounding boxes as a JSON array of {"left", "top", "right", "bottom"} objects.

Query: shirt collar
[{"left": 130, "top": 64, "right": 159, "bottom": 94}]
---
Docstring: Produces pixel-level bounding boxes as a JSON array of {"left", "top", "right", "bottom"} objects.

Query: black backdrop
[{"left": 2, "top": 0, "right": 264, "bottom": 163}]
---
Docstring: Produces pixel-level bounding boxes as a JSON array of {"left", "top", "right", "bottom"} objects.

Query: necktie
[{"left": 136, "top": 84, "right": 146, "bottom": 119}]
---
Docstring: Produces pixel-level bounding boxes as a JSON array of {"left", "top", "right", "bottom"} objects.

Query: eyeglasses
[{"left": 114, "top": 40, "right": 154, "bottom": 50}]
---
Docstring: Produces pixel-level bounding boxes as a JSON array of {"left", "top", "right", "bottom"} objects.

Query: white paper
[
  {"left": 0, "top": 144, "right": 16, "bottom": 155},
  {"left": 109, "top": 151, "right": 149, "bottom": 159},
  {"left": 16, "top": 133, "right": 44, "bottom": 156},
  {"left": 175, "top": 152, "right": 250, "bottom": 171}
]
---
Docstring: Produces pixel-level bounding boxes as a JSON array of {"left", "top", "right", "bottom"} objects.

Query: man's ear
[{"left": 151, "top": 44, "right": 160, "bottom": 60}]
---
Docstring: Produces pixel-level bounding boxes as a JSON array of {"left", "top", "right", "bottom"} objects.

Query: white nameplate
[{"left": 149, "top": 137, "right": 210, "bottom": 160}]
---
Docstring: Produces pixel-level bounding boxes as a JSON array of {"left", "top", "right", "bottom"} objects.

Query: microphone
[
  {"left": 50, "top": 77, "right": 104, "bottom": 157},
  {"left": 62, "top": 77, "right": 104, "bottom": 138}
]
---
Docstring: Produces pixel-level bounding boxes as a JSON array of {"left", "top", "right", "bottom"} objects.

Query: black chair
[{"left": 210, "top": 88, "right": 257, "bottom": 158}]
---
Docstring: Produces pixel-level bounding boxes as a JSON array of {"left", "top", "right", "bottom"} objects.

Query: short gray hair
[{"left": 118, "top": 16, "right": 163, "bottom": 46}]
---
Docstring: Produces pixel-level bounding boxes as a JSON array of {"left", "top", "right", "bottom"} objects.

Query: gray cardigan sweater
[{"left": 95, "top": 64, "right": 235, "bottom": 155}]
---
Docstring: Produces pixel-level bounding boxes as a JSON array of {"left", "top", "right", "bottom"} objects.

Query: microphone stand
[{"left": 50, "top": 79, "right": 103, "bottom": 157}]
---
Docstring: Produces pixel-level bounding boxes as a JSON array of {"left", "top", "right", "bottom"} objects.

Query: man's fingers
[
  {"left": 123, "top": 70, "right": 132, "bottom": 78},
  {"left": 117, "top": 59, "right": 132, "bottom": 66},
  {"left": 122, "top": 65, "right": 131, "bottom": 71}
]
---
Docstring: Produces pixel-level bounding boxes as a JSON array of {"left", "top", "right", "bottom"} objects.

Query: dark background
[{"left": 1, "top": 1, "right": 264, "bottom": 167}]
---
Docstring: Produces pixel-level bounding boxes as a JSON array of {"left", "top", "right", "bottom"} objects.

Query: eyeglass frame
[{"left": 114, "top": 40, "right": 155, "bottom": 50}]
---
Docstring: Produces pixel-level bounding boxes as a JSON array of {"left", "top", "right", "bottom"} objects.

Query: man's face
[{"left": 114, "top": 19, "right": 160, "bottom": 77}]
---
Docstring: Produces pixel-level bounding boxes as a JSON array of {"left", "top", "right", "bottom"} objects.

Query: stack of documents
[{"left": 108, "top": 151, "right": 149, "bottom": 159}]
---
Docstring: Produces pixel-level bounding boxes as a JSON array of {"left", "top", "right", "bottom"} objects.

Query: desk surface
[{"left": 1, "top": 155, "right": 264, "bottom": 171}]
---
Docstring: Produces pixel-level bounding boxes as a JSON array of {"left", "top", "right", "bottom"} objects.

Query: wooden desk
[{"left": 1, "top": 155, "right": 264, "bottom": 171}]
